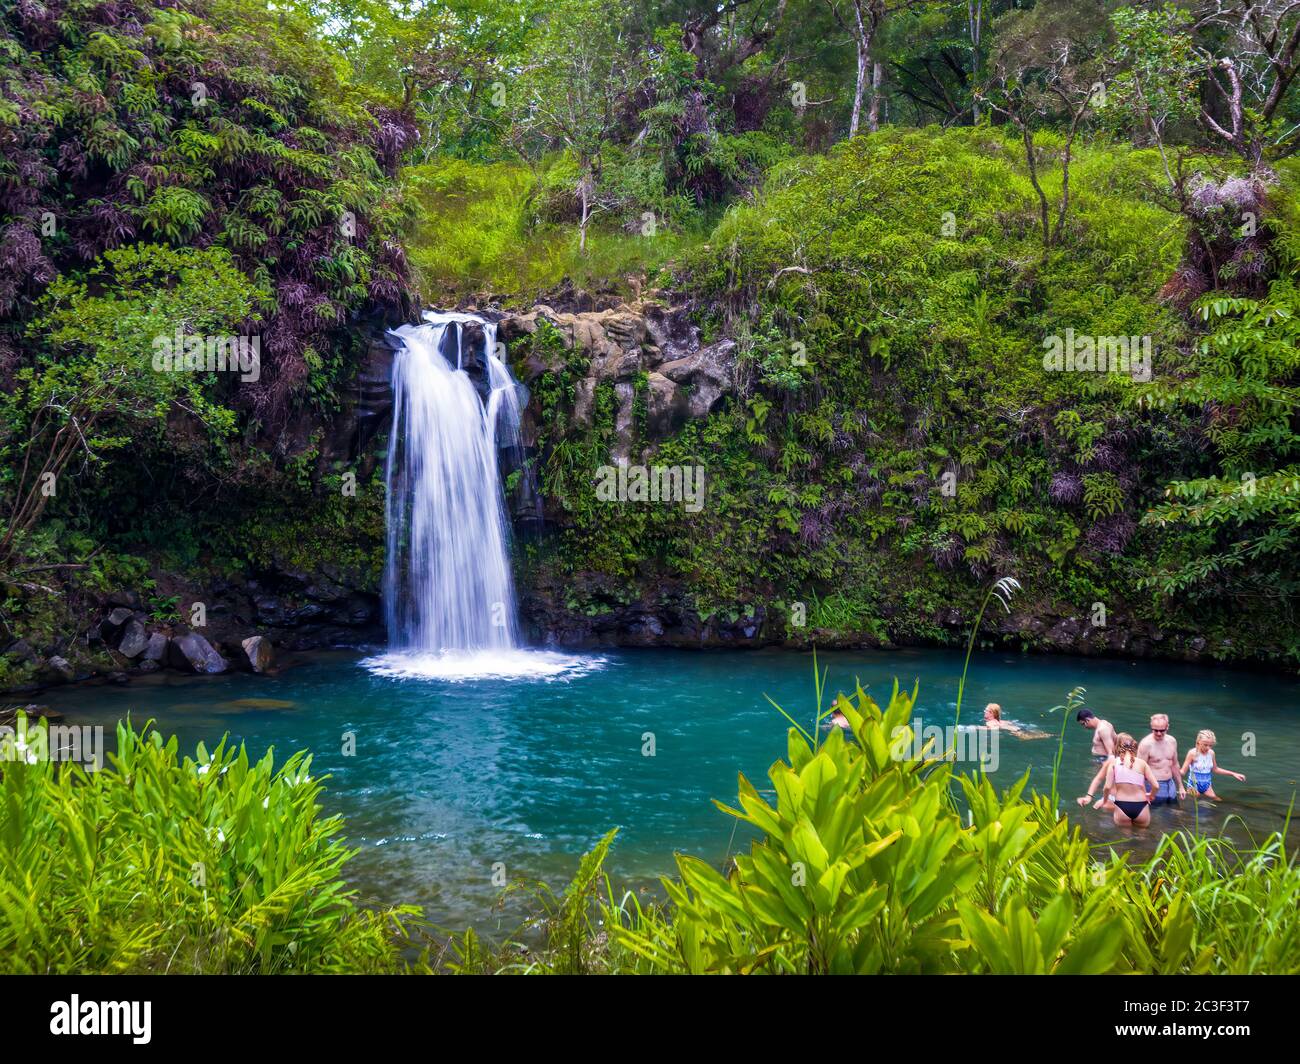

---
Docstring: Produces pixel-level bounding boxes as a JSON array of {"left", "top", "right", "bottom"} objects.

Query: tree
[
  {"left": 831, "top": 0, "right": 928, "bottom": 137},
  {"left": 511, "top": 0, "right": 646, "bottom": 251},
  {"left": 978, "top": 0, "right": 1113, "bottom": 248},
  {"left": 0, "top": 246, "right": 266, "bottom": 571},
  {"left": 1106, "top": 5, "right": 1202, "bottom": 194},
  {"left": 1190, "top": 0, "right": 1300, "bottom": 168},
  {"left": 887, "top": 1, "right": 1013, "bottom": 125},
  {"left": 1105, "top": 1, "right": 1300, "bottom": 175},
  {"left": 310, "top": 0, "right": 537, "bottom": 161}
]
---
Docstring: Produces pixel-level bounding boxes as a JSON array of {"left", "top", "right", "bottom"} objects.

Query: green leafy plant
[{"left": 0, "top": 715, "right": 419, "bottom": 974}]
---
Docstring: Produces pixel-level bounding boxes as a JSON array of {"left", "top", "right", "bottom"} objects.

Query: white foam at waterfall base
[
  {"left": 362, "top": 648, "right": 606, "bottom": 682},
  {"left": 367, "top": 310, "right": 601, "bottom": 683}
]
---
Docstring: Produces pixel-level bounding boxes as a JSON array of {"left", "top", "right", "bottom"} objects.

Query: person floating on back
[
  {"left": 983, "top": 702, "right": 1050, "bottom": 739},
  {"left": 1076, "top": 708, "right": 1116, "bottom": 762},
  {"left": 1180, "top": 729, "right": 1246, "bottom": 800}
]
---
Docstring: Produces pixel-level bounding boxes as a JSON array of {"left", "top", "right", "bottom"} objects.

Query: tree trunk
[
  {"left": 968, "top": 0, "right": 982, "bottom": 124},
  {"left": 1020, "top": 123, "right": 1051, "bottom": 248},
  {"left": 578, "top": 169, "right": 591, "bottom": 254},
  {"left": 850, "top": 43, "right": 868, "bottom": 137},
  {"left": 867, "top": 60, "right": 882, "bottom": 132}
]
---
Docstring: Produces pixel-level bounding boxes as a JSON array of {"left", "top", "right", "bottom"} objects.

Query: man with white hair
[{"left": 1138, "top": 713, "right": 1184, "bottom": 804}]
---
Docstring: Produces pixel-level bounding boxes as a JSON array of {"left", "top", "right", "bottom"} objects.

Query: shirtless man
[
  {"left": 1138, "top": 713, "right": 1185, "bottom": 804},
  {"left": 1076, "top": 709, "right": 1116, "bottom": 762}
]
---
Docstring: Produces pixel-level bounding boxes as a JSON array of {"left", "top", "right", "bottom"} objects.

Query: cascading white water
[
  {"left": 382, "top": 310, "right": 520, "bottom": 652},
  {"left": 365, "top": 310, "right": 598, "bottom": 681}
]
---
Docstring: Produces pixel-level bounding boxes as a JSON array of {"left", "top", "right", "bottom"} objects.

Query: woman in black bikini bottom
[
  {"left": 1104, "top": 734, "right": 1160, "bottom": 828},
  {"left": 1114, "top": 799, "right": 1147, "bottom": 822}
]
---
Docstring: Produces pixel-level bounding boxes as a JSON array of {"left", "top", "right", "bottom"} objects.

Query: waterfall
[
  {"left": 382, "top": 311, "right": 520, "bottom": 652},
  {"left": 365, "top": 310, "right": 597, "bottom": 682}
]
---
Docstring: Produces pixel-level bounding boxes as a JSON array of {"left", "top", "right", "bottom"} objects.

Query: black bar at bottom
[{"left": 0, "top": 974, "right": 1292, "bottom": 1048}]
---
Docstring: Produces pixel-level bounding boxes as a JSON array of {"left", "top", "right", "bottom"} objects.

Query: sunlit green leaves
[{"left": 0, "top": 715, "right": 416, "bottom": 973}]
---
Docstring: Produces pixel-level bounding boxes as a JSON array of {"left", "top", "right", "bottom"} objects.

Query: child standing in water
[{"left": 1180, "top": 730, "right": 1246, "bottom": 800}]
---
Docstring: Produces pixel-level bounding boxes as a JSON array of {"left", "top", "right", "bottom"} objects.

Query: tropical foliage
[{"left": 0, "top": 715, "right": 416, "bottom": 973}]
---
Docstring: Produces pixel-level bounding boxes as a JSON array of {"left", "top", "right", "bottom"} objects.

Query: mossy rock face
[
  {"left": 500, "top": 297, "right": 734, "bottom": 465},
  {"left": 510, "top": 128, "right": 1294, "bottom": 665}
]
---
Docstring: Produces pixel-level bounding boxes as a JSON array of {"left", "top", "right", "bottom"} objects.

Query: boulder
[
  {"left": 571, "top": 379, "right": 597, "bottom": 428},
  {"left": 5, "top": 639, "right": 37, "bottom": 664},
  {"left": 254, "top": 595, "right": 289, "bottom": 626},
  {"left": 99, "top": 607, "right": 134, "bottom": 643},
  {"left": 457, "top": 320, "right": 492, "bottom": 402},
  {"left": 240, "top": 635, "right": 275, "bottom": 674},
  {"left": 142, "top": 632, "right": 168, "bottom": 662},
  {"left": 116, "top": 619, "right": 149, "bottom": 658},
  {"left": 43, "top": 656, "right": 75, "bottom": 683},
  {"left": 642, "top": 302, "right": 698, "bottom": 362},
  {"left": 166, "top": 631, "right": 229, "bottom": 674},
  {"left": 0, "top": 703, "right": 62, "bottom": 727},
  {"left": 657, "top": 339, "right": 735, "bottom": 420},
  {"left": 288, "top": 602, "right": 328, "bottom": 623}
]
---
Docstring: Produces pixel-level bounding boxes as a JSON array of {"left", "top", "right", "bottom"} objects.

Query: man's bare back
[{"left": 1092, "top": 719, "right": 1116, "bottom": 757}]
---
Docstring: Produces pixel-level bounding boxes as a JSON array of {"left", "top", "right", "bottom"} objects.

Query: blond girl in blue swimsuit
[{"left": 1179, "top": 729, "right": 1246, "bottom": 800}]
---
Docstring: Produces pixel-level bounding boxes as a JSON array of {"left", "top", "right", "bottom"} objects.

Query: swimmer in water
[
  {"left": 981, "top": 702, "right": 1051, "bottom": 739},
  {"left": 828, "top": 708, "right": 851, "bottom": 730},
  {"left": 1179, "top": 729, "right": 1245, "bottom": 800}
]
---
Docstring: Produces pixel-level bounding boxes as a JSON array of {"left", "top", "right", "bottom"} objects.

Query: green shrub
[{"left": 0, "top": 716, "right": 417, "bottom": 974}]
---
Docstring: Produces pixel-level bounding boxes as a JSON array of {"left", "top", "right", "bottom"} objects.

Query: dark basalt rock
[
  {"left": 456, "top": 319, "right": 492, "bottom": 403},
  {"left": 240, "top": 635, "right": 274, "bottom": 674},
  {"left": 495, "top": 295, "right": 734, "bottom": 467},
  {"left": 5, "top": 639, "right": 36, "bottom": 664},
  {"left": 42, "top": 656, "right": 76, "bottom": 684},
  {"left": 0, "top": 703, "right": 62, "bottom": 727},
  {"left": 166, "top": 630, "right": 229, "bottom": 674},
  {"left": 116, "top": 619, "right": 149, "bottom": 658},
  {"left": 99, "top": 607, "right": 134, "bottom": 643}
]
